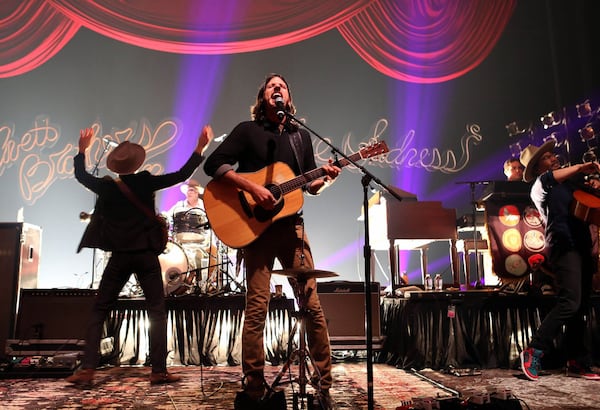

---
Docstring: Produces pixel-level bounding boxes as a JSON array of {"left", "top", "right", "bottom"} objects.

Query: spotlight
[
  {"left": 540, "top": 110, "right": 562, "bottom": 129},
  {"left": 505, "top": 121, "right": 531, "bottom": 137},
  {"left": 543, "top": 130, "right": 567, "bottom": 146},
  {"left": 583, "top": 149, "right": 597, "bottom": 163},
  {"left": 576, "top": 100, "right": 592, "bottom": 118},
  {"left": 579, "top": 125, "right": 596, "bottom": 142}
]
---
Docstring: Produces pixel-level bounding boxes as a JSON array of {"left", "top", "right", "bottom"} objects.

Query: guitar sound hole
[
  {"left": 267, "top": 184, "right": 282, "bottom": 201},
  {"left": 254, "top": 184, "right": 283, "bottom": 222}
]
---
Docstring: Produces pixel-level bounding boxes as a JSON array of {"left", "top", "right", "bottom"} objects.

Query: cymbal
[{"left": 271, "top": 269, "right": 338, "bottom": 279}]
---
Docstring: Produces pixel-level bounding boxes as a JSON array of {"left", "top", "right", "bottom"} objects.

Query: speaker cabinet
[
  {"left": 317, "top": 281, "right": 383, "bottom": 349},
  {"left": 15, "top": 289, "right": 97, "bottom": 340},
  {"left": 0, "top": 223, "right": 41, "bottom": 360}
]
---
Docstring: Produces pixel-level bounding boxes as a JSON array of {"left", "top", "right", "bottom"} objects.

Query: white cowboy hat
[
  {"left": 106, "top": 141, "right": 146, "bottom": 175},
  {"left": 180, "top": 179, "right": 204, "bottom": 196},
  {"left": 520, "top": 140, "right": 556, "bottom": 183}
]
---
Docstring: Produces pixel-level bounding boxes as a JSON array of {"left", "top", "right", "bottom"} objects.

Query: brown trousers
[{"left": 242, "top": 216, "right": 333, "bottom": 390}]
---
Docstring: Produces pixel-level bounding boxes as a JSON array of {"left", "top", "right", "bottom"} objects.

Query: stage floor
[{"left": 0, "top": 361, "right": 598, "bottom": 409}]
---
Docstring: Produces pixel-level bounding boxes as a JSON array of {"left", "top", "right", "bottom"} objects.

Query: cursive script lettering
[
  {"left": 1, "top": 116, "right": 180, "bottom": 205},
  {"left": 314, "top": 119, "right": 482, "bottom": 173}
]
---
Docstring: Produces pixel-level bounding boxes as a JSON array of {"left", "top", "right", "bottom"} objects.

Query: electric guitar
[
  {"left": 571, "top": 189, "right": 600, "bottom": 225},
  {"left": 203, "top": 141, "right": 389, "bottom": 249}
]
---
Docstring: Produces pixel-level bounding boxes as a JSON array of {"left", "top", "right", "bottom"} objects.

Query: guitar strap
[
  {"left": 114, "top": 178, "right": 156, "bottom": 219},
  {"left": 289, "top": 131, "right": 311, "bottom": 194},
  {"left": 289, "top": 131, "right": 304, "bottom": 174}
]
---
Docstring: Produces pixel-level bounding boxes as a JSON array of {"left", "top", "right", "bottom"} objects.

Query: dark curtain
[
  {"left": 102, "top": 295, "right": 294, "bottom": 367},
  {"left": 378, "top": 293, "right": 600, "bottom": 370}
]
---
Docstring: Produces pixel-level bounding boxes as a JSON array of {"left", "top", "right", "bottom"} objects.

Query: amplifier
[
  {"left": 15, "top": 289, "right": 97, "bottom": 341},
  {"left": 317, "top": 281, "right": 383, "bottom": 349}
]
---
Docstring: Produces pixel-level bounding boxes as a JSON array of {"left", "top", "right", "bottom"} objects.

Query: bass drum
[
  {"left": 159, "top": 241, "right": 192, "bottom": 296},
  {"left": 181, "top": 242, "right": 220, "bottom": 294}
]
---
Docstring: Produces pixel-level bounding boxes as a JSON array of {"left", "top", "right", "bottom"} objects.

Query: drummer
[
  {"left": 165, "top": 179, "right": 209, "bottom": 242},
  {"left": 164, "top": 179, "right": 214, "bottom": 288},
  {"left": 167, "top": 178, "right": 204, "bottom": 215}
]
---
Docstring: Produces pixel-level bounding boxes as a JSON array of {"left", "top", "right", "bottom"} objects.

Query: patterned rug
[
  {"left": 420, "top": 367, "right": 600, "bottom": 410},
  {"left": 0, "top": 362, "right": 451, "bottom": 409}
]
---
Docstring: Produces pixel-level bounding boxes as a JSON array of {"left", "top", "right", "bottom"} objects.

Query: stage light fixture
[
  {"left": 579, "top": 124, "right": 596, "bottom": 142},
  {"left": 576, "top": 100, "right": 592, "bottom": 118},
  {"left": 543, "top": 130, "right": 568, "bottom": 147},
  {"left": 583, "top": 149, "right": 597, "bottom": 163},
  {"left": 509, "top": 142, "right": 522, "bottom": 158},
  {"left": 540, "top": 110, "right": 562, "bottom": 129},
  {"left": 505, "top": 121, "right": 531, "bottom": 137}
]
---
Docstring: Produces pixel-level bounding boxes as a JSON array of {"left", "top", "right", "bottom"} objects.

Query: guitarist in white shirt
[
  {"left": 519, "top": 141, "right": 600, "bottom": 382},
  {"left": 204, "top": 73, "right": 341, "bottom": 409}
]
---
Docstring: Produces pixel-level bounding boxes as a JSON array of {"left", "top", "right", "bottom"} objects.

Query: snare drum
[
  {"left": 159, "top": 241, "right": 192, "bottom": 296},
  {"left": 172, "top": 208, "right": 209, "bottom": 243}
]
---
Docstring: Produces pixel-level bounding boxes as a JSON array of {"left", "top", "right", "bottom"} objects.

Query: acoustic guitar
[
  {"left": 203, "top": 141, "right": 389, "bottom": 249},
  {"left": 571, "top": 189, "right": 600, "bottom": 225}
]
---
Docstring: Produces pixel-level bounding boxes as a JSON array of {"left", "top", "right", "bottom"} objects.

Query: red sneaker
[
  {"left": 520, "top": 347, "right": 543, "bottom": 381},
  {"left": 566, "top": 360, "right": 600, "bottom": 380}
]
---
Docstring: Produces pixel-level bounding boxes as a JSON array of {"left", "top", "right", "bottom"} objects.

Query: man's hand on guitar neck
[
  {"left": 307, "top": 160, "right": 342, "bottom": 195},
  {"left": 580, "top": 161, "right": 600, "bottom": 190}
]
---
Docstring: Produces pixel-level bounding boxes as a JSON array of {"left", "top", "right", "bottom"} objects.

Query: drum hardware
[
  {"left": 269, "top": 269, "right": 338, "bottom": 408},
  {"left": 161, "top": 208, "right": 246, "bottom": 296}
]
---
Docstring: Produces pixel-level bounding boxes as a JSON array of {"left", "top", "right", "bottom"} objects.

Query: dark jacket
[{"left": 74, "top": 151, "right": 203, "bottom": 253}]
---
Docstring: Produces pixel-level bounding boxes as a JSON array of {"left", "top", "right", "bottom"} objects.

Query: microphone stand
[
  {"left": 284, "top": 111, "right": 401, "bottom": 410},
  {"left": 88, "top": 140, "right": 113, "bottom": 288},
  {"left": 455, "top": 181, "right": 489, "bottom": 287}
]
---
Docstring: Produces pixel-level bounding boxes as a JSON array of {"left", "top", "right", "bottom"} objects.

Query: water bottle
[
  {"left": 434, "top": 274, "right": 443, "bottom": 291},
  {"left": 424, "top": 274, "right": 433, "bottom": 290}
]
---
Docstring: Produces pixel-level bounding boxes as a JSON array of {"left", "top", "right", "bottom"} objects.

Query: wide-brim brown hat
[
  {"left": 520, "top": 140, "right": 555, "bottom": 183},
  {"left": 180, "top": 179, "right": 204, "bottom": 196},
  {"left": 106, "top": 141, "right": 146, "bottom": 175}
]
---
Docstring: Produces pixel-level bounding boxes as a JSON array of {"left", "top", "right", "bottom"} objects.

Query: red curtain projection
[{"left": 0, "top": 0, "right": 516, "bottom": 82}]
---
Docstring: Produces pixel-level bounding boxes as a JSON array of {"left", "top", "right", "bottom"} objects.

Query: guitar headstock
[{"left": 359, "top": 141, "right": 389, "bottom": 159}]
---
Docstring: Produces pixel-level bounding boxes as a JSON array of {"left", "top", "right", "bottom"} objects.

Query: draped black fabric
[
  {"left": 102, "top": 295, "right": 294, "bottom": 367},
  {"left": 378, "top": 292, "right": 600, "bottom": 370}
]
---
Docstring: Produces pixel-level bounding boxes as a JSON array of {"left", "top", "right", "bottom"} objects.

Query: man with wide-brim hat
[
  {"left": 68, "top": 125, "right": 213, "bottom": 387},
  {"left": 106, "top": 141, "right": 146, "bottom": 175},
  {"left": 518, "top": 140, "right": 600, "bottom": 382},
  {"left": 520, "top": 140, "right": 556, "bottom": 183},
  {"left": 180, "top": 179, "right": 204, "bottom": 196}
]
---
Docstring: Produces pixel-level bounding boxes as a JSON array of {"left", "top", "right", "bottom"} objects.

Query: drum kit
[
  {"left": 159, "top": 207, "right": 237, "bottom": 297},
  {"left": 94, "top": 207, "right": 239, "bottom": 298}
]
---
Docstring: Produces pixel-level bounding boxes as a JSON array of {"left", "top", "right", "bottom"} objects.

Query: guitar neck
[{"left": 279, "top": 154, "right": 357, "bottom": 195}]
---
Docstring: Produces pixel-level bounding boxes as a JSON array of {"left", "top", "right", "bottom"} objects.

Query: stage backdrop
[{"left": 1, "top": 1, "right": 599, "bottom": 290}]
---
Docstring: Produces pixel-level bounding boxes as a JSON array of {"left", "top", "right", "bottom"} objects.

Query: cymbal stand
[{"left": 270, "top": 279, "right": 321, "bottom": 409}]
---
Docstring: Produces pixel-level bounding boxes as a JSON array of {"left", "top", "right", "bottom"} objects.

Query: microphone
[
  {"left": 214, "top": 133, "right": 228, "bottom": 142},
  {"left": 102, "top": 137, "right": 119, "bottom": 147},
  {"left": 274, "top": 94, "right": 286, "bottom": 119}
]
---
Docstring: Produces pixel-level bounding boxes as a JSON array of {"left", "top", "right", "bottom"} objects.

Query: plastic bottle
[
  {"left": 434, "top": 274, "right": 443, "bottom": 291},
  {"left": 424, "top": 274, "right": 433, "bottom": 290}
]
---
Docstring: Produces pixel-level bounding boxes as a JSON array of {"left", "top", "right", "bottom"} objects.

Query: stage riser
[{"left": 8, "top": 290, "right": 294, "bottom": 367}]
